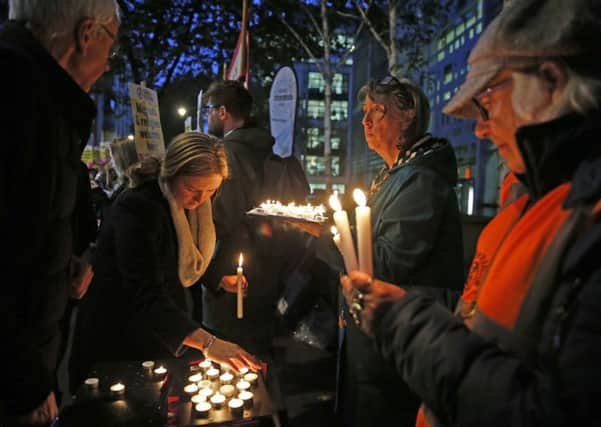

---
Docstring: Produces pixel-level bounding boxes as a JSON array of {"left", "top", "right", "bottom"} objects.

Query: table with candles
[{"left": 58, "top": 357, "right": 279, "bottom": 426}]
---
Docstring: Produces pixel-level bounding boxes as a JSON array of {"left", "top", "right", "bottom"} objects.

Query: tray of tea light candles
[
  {"left": 176, "top": 359, "right": 274, "bottom": 426},
  {"left": 60, "top": 358, "right": 275, "bottom": 427}
]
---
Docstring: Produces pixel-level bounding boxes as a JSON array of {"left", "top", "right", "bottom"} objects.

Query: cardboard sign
[{"left": 128, "top": 83, "right": 165, "bottom": 159}]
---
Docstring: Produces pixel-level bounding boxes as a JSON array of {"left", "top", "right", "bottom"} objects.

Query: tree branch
[
  {"left": 352, "top": 0, "right": 391, "bottom": 58},
  {"left": 277, "top": 14, "right": 323, "bottom": 75},
  {"left": 301, "top": 2, "right": 325, "bottom": 41}
]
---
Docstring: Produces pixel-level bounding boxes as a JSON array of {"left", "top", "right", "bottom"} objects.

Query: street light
[
  {"left": 127, "top": 134, "right": 134, "bottom": 141},
  {"left": 177, "top": 106, "right": 187, "bottom": 117}
]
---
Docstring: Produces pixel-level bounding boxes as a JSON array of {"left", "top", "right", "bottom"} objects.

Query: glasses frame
[
  {"left": 98, "top": 23, "right": 119, "bottom": 59},
  {"left": 471, "top": 78, "right": 513, "bottom": 121},
  {"left": 201, "top": 104, "right": 223, "bottom": 115}
]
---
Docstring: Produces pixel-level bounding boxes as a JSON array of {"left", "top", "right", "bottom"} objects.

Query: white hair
[
  {"left": 9, "top": 0, "right": 120, "bottom": 40},
  {"left": 555, "top": 69, "right": 601, "bottom": 116}
]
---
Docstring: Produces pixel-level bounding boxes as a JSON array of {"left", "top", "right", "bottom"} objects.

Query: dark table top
[{"left": 58, "top": 358, "right": 279, "bottom": 427}]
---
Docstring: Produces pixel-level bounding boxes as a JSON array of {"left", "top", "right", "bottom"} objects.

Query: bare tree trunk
[
  {"left": 321, "top": 0, "right": 333, "bottom": 183},
  {"left": 388, "top": 0, "right": 397, "bottom": 75}
]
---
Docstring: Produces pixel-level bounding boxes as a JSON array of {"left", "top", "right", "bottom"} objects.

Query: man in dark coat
[
  {"left": 0, "top": 1, "right": 120, "bottom": 424},
  {"left": 342, "top": 1, "right": 601, "bottom": 426},
  {"left": 200, "top": 80, "right": 289, "bottom": 359}
]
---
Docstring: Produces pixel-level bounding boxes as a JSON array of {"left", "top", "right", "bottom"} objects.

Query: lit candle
[
  {"left": 194, "top": 401, "right": 211, "bottom": 418},
  {"left": 153, "top": 365, "right": 167, "bottom": 379},
  {"left": 238, "top": 390, "right": 254, "bottom": 408},
  {"left": 188, "top": 373, "right": 202, "bottom": 383},
  {"left": 228, "top": 398, "right": 244, "bottom": 416},
  {"left": 110, "top": 382, "right": 125, "bottom": 399},
  {"left": 197, "top": 380, "right": 213, "bottom": 390},
  {"left": 243, "top": 372, "right": 258, "bottom": 389},
  {"left": 199, "top": 387, "right": 214, "bottom": 399},
  {"left": 141, "top": 360, "right": 155, "bottom": 371},
  {"left": 219, "top": 384, "right": 235, "bottom": 397},
  {"left": 219, "top": 372, "right": 234, "bottom": 385},
  {"left": 184, "top": 384, "right": 199, "bottom": 396},
  {"left": 238, "top": 367, "right": 249, "bottom": 376},
  {"left": 210, "top": 392, "right": 226, "bottom": 409},
  {"left": 206, "top": 367, "right": 220, "bottom": 381},
  {"left": 84, "top": 377, "right": 99, "bottom": 389},
  {"left": 198, "top": 359, "right": 212, "bottom": 372},
  {"left": 353, "top": 189, "right": 373, "bottom": 276},
  {"left": 329, "top": 193, "right": 358, "bottom": 273},
  {"left": 191, "top": 394, "right": 206, "bottom": 404},
  {"left": 236, "top": 253, "right": 244, "bottom": 319},
  {"left": 236, "top": 380, "right": 251, "bottom": 392}
]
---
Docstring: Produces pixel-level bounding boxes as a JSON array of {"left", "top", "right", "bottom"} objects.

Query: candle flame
[
  {"left": 353, "top": 188, "right": 367, "bottom": 207},
  {"left": 330, "top": 226, "right": 338, "bottom": 235},
  {"left": 238, "top": 253, "right": 244, "bottom": 267},
  {"left": 329, "top": 193, "right": 342, "bottom": 212}
]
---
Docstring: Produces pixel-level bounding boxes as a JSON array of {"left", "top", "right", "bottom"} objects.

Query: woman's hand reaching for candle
[
  {"left": 340, "top": 271, "right": 406, "bottom": 337},
  {"left": 219, "top": 274, "right": 247, "bottom": 293},
  {"left": 204, "top": 337, "right": 261, "bottom": 373}
]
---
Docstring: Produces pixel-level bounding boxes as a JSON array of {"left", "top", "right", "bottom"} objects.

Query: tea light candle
[
  {"left": 184, "top": 384, "right": 198, "bottom": 396},
  {"left": 154, "top": 365, "right": 167, "bottom": 377},
  {"left": 329, "top": 193, "right": 358, "bottom": 273},
  {"left": 191, "top": 394, "right": 206, "bottom": 404},
  {"left": 206, "top": 367, "right": 220, "bottom": 380},
  {"left": 198, "top": 360, "right": 212, "bottom": 371},
  {"left": 238, "top": 390, "right": 254, "bottom": 408},
  {"left": 236, "top": 380, "right": 250, "bottom": 392},
  {"left": 197, "top": 380, "right": 213, "bottom": 390},
  {"left": 110, "top": 382, "right": 125, "bottom": 398},
  {"left": 194, "top": 401, "right": 211, "bottom": 418},
  {"left": 353, "top": 188, "right": 373, "bottom": 276},
  {"left": 219, "top": 384, "right": 235, "bottom": 397},
  {"left": 238, "top": 367, "right": 249, "bottom": 376},
  {"left": 210, "top": 393, "right": 226, "bottom": 409},
  {"left": 243, "top": 372, "right": 258, "bottom": 388},
  {"left": 188, "top": 373, "right": 203, "bottom": 383},
  {"left": 142, "top": 360, "right": 155, "bottom": 371},
  {"left": 219, "top": 372, "right": 234, "bottom": 385},
  {"left": 220, "top": 363, "right": 231, "bottom": 373},
  {"left": 84, "top": 377, "right": 99, "bottom": 388},
  {"left": 199, "top": 387, "right": 214, "bottom": 399},
  {"left": 236, "top": 253, "right": 244, "bottom": 319},
  {"left": 228, "top": 398, "right": 244, "bottom": 416}
]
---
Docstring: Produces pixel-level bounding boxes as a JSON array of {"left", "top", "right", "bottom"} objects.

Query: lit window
[
  {"left": 331, "top": 101, "right": 348, "bottom": 121},
  {"left": 438, "top": 50, "right": 445, "bottom": 61},
  {"left": 443, "top": 91, "right": 451, "bottom": 101},
  {"left": 469, "top": 28, "right": 474, "bottom": 39},
  {"left": 446, "top": 30, "right": 454, "bottom": 44},
  {"left": 331, "top": 156, "right": 341, "bottom": 176},
  {"left": 310, "top": 183, "right": 327, "bottom": 193},
  {"left": 306, "top": 128, "right": 322, "bottom": 149},
  {"left": 331, "top": 136, "right": 341, "bottom": 150},
  {"left": 308, "top": 72, "right": 324, "bottom": 92},
  {"left": 467, "top": 16, "right": 476, "bottom": 28},
  {"left": 456, "top": 23, "right": 465, "bottom": 35},
  {"left": 307, "top": 100, "right": 325, "bottom": 119},
  {"left": 332, "top": 73, "right": 348, "bottom": 95},
  {"left": 455, "top": 40, "right": 460, "bottom": 49},
  {"left": 476, "top": 22, "right": 482, "bottom": 34},
  {"left": 304, "top": 155, "right": 326, "bottom": 176},
  {"left": 332, "top": 184, "right": 346, "bottom": 194},
  {"left": 477, "top": 0, "right": 483, "bottom": 18},
  {"left": 444, "top": 64, "right": 453, "bottom": 84}
]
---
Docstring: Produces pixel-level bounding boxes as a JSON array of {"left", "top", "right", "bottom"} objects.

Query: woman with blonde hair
[{"left": 70, "top": 132, "right": 259, "bottom": 390}]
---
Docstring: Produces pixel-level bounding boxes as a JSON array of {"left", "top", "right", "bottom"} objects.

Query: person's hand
[
  {"left": 15, "top": 391, "right": 58, "bottom": 425},
  {"left": 219, "top": 274, "right": 247, "bottom": 294},
  {"left": 204, "top": 337, "right": 261, "bottom": 373},
  {"left": 340, "top": 270, "right": 406, "bottom": 336},
  {"left": 284, "top": 219, "right": 325, "bottom": 237},
  {"left": 70, "top": 254, "right": 94, "bottom": 299}
]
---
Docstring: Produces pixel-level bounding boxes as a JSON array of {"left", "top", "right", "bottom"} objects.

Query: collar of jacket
[
  {"left": 516, "top": 110, "right": 601, "bottom": 202},
  {"left": 1, "top": 21, "right": 96, "bottom": 144}
]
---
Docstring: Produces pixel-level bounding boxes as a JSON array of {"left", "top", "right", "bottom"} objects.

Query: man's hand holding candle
[
  {"left": 219, "top": 274, "right": 248, "bottom": 293},
  {"left": 340, "top": 271, "right": 406, "bottom": 336}
]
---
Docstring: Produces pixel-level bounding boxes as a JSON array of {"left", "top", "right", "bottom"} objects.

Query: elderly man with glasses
[
  {"left": 0, "top": 0, "right": 120, "bottom": 425},
  {"left": 341, "top": 0, "right": 601, "bottom": 426}
]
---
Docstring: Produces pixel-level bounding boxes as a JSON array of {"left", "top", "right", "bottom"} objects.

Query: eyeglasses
[
  {"left": 471, "top": 78, "right": 512, "bottom": 121},
  {"left": 362, "top": 104, "right": 386, "bottom": 123},
  {"left": 201, "top": 104, "right": 223, "bottom": 115},
  {"left": 98, "top": 23, "right": 119, "bottom": 59}
]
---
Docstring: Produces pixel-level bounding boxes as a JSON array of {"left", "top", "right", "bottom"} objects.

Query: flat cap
[{"left": 444, "top": 0, "right": 601, "bottom": 119}]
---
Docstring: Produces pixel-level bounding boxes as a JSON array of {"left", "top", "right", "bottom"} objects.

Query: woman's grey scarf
[{"left": 159, "top": 180, "right": 215, "bottom": 287}]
